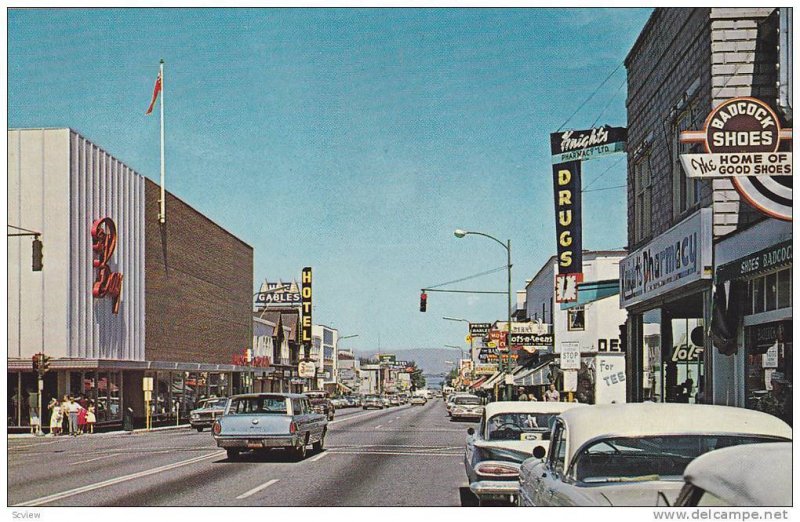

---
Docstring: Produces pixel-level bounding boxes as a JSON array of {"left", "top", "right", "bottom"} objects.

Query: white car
[
  {"left": 450, "top": 395, "right": 483, "bottom": 421},
  {"left": 518, "top": 403, "right": 792, "bottom": 507},
  {"left": 410, "top": 396, "right": 427, "bottom": 405},
  {"left": 675, "top": 442, "right": 791, "bottom": 507},
  {"left": 465, "top": 401, "right": 585, "bottom": 506},
  {"left": 446, "top": 393, "right": 473, "bottom": 416}
]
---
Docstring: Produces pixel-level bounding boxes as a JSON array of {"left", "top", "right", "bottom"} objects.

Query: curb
[{"left": 8, "top": 424, "right": 192, "bottom": 439}]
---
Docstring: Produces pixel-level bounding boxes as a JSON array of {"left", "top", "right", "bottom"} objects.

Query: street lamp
[
  {"left": 443, "top": 316, "right": 475, "bottom": 363},
  {"left": 454, "top": 228, "right": 512, "bottom": 401}
]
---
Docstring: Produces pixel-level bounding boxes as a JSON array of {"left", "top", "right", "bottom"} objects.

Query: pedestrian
[
  {"left": 544, "top": 383, "right": 560, "bottom": 402},
  {"left": 77, "top": 401, "right": 88, "bottom": 435},
  {"left": 27, "top": 388, "right": 40, "bottom": 433},
  {"left": 86, "top": 401, "right": 96, "bottom": 434},
  {"left": 67, "top": 396, "right": 80, "bottom": 436},
  {"left": 60, "top": 395, "right": 70, "bottom": 434},
  {"left": 48, "top": 398, "right": 61, "bottom": 436}
]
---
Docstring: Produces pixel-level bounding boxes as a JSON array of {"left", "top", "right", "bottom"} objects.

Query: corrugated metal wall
[{"left": 68, "top": 130, "right": 145, "bottom": 361}]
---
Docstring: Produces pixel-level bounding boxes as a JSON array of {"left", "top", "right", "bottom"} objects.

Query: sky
[{"left": 8, "top": 7, "right": 653, "bottom": 356}]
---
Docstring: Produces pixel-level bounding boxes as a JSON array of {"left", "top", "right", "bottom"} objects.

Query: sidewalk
[{"left": 8, "top": 423, "right": 192, "bottom": 439}]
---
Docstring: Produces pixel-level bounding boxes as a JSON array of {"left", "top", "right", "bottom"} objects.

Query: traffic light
[
  {"left": 32, "top": 353, "right": 40, "bottom": 372},
  {"left": 32, "top": 237, "right": 43, "bottom": 271},
  {"left": 41, "top": 354, "right": 51, "bottom": 373},
  {"left": 419, "top": 291, "right": 427, "bottom": 312}
]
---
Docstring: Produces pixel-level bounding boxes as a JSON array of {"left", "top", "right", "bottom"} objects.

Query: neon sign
[{"left": 91, "top": 217, "right": 123, "bottom": 314}]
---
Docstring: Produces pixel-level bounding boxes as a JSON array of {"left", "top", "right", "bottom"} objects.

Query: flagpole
[{"left": 159, "top": 58, "right": 166, "bottom": 224}]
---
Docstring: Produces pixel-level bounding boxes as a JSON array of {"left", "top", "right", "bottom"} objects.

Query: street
[{"left": 9, "top": 399, "right": 476, "bottom": 507}]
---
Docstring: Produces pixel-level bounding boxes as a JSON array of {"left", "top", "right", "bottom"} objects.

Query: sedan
[
  {"left": 450, "top": 395, "right": 483, "bottom": 421},
  {"left": 410, "top": 396, "right": 427, "bottom": 405},
  {"left": 189, "top": 397, "right": 228, "bottom": 432},
  {"left": 464, "top": 401, "right": 584, "bottom": 506},
  {"left": 675, "top": 442, "right": 791, "bottom": 507},
  {"left": 362, "top": 395, "right": 384, "bottom": 410},
  {"left": 518, "top": 403, "right": 792, "bottom": 506}
]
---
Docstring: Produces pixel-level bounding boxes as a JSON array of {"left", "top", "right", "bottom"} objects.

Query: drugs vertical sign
[{"left": 301, "top": 267, "right": 313, "bottom": 358}]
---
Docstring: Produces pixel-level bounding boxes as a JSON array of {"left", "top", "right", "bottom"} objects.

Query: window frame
[
  {"left": 672, "top": 102, "right": 702, "bottom": 219},
  {"left": 634, "top": 151, "right": 653, "bottom": 243},
  {"left": 567, "top": 307, "right": 586, "bottom": 332}
]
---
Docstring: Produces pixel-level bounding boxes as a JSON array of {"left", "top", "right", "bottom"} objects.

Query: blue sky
[{"left": 8, "top": 7, "right": 652, "bottom": 356}]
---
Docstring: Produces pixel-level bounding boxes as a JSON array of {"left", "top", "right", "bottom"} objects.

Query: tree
[
  {"left": 406, "top": 360, "right": 426, "bottom": 390},
  {"left": 444, "top": 367, "right": 459, "bottom": 388}
]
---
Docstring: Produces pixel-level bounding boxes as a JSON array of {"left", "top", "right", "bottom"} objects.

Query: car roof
[
  {"left": 229, "top": 393, "right": 306, "bottom": 400},
  {"left": 483, "top": 400, "right": 585, "bottom": 417},
  {"left": 561, "top": 403, "right": 792, "bottom": 464},
  {"left": 683, "top": 443, "right": 791, "bottom": 506}
]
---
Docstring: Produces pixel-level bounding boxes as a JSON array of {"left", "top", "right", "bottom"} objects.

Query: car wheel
[
  {"left": 312, "top": 430, "right": 326, "bottom": 453},
  {"left": 291, "top": 437, "right": 308, "bottom": 461},
  {"left": 226, "top": 449, "right": 240, "bottom": 461},
  {"left": 363, "top": 407, "right": 368, "bottom": 410},
  {"left": 196, "top": 427, "right": 204, "bottom": 432}
]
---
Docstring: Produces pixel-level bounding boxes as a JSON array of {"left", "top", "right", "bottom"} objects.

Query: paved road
[{"left": 9, "top": 398, "right": 479, "bottom": 507}]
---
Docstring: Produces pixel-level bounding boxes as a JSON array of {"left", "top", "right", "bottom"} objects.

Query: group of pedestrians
[{"left": 47, "top": 395, "right": 96, "bottom": 436}]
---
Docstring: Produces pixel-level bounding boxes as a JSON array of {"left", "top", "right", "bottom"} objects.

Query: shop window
[
  {"left": 752, "top": 277, "right": 765, "bottom": 314},
  {"left": 96, "top": 372, "right": 109, "bottom": 423},
  {"left": 634, "top": 153, "right": 652, "bottom": 242},
  {"left": 109, "top": 372, "right": 121, "bottom": 420},
  {"left": 777, "top": 268, "right": 791, "bottom": 309},
  {"left": 218, "top": 373, "right": 230, "bottom": 397},
  {"left": 765, "top": 273, "right": 778, "bottom": 312},
  {"left": 198, "top": 372, "right": 209, "bottom": 400},
  {"left": 672, "top": 105, "right": 702, "bottom": 218},
  {"left": 567, "top": 307, "right": 585, "bottom": 331},
  {"left": 186, "top": 372, "right": 199, "bottom": 411},
  {"left": 157, "top": 372, "right": 171, "bottom": 417}
]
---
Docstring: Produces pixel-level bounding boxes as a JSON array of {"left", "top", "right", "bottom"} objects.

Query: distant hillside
[{"left": 354, "top": 348, "right": 456, "bottom": 377}]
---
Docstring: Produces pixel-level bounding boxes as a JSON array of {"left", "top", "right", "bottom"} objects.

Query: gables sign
[
  {"left": 680, "top": 97, "right": 792, "bottom": 221},
  {"left": 255, "top": 279, "right": 301, "bottom": 307}
]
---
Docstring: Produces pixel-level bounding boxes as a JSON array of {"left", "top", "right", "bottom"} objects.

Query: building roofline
[{"left": 625, "top": 9, "right": 660, "bottom": 68}]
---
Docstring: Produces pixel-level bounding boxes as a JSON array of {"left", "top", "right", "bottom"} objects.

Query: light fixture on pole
[
  {"left": 454, "top": 228, "right": 513, "bottom": 401},
  {"left": 443, "top": 316, "right": 475, "bottom": 364},
  {"left": 334, "top": 334, "right": 358, "bottom": 394}
]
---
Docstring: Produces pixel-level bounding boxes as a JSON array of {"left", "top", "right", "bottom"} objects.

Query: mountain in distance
[{"left": 353, "top": 348, "right": 457, "bottom": 377}]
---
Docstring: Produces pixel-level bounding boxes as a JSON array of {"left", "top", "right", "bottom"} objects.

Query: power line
[
  {"left": 591, "top": 76, "right": 627, "bottom": 128},
  {"left": 582, "top": 156, "right": 627, "bottom": 191},
  {"left": 425, "top": 265, "right": 507, "bottom": 290},
  {"left": 582, "top": 184, "right": 626, "bottom": 193},
  {"left": 556, "top": 62, "right": 623, "bottom": 132}
]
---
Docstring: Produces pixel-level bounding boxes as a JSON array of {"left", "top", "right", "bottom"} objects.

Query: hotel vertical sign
[{"left": 301, "top": 267, "right": 313, "bottom": 359}]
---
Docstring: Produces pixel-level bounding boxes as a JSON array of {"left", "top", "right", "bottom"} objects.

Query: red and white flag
[{"left": 145, "top": 71, "right": 162, "bottom": 115}]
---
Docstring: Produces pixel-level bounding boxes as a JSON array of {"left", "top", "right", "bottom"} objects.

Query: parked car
[
  {"left": 446, "top": 393, "right": 472, "bottom": 416},
  {"left": 389, "top": 395, "right": 401, "bottom": 406},
  {"left": 410, "top": 395, "right": 427, "bottom": 405},
  {"left": 674, "top": 442, "right": 791, "bottom": 507},
  {"left": 382, "top": 397, "right": 392, "bottom": 408},
  {"left": 450, "top": 394, "right": 483, "bottom": 421},
  {"left": 305, "top": 391, "right": 335, "bottom": 421},
  {"left": 465, "top": 401, "right": 584, "bottom": 506},
  {"left": 363, "top": 395, "right": 384, "bottom": 410},
  {"left": 518, "top": 403, "right": 792, "bottom": 507},
  {"left": 212, "top": 393, "right": 327, "bottom": 461},
  {"left": 189, "top": 396, "right": 228, "bottom": 432}
]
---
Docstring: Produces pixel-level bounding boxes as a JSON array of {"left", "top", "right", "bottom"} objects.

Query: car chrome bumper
[
  {"left": 215, "top": 435, "right": 298, "bottom": 449},
  {"left": 469, "top": 480, "right": 519, "bottom": 498}
]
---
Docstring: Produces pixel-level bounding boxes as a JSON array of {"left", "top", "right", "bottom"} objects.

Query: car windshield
[
  {"left": 454, "top": 396, "right": 481, "bottom": 405},
  {"left": 487, "top": 413, "right": 558, "bottom": 440},
  {"left": 228, "top": 396, "right": 288, "bottom": 415},
  {"left": 202, "top": 398, "right": 226, "bottom": 409},
  {"left": 366, "top": 395, "right": 380, "bottom": 400},
  {"left": 574, "top": 435, "right": 786, "bottom": 483}
]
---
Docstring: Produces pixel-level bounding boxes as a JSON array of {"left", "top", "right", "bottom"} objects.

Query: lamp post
[
  {"left": 454, "top": 228, "right": 512, "bottom": 401},
  {"left": 443, "top": 316, "right": 475, "bottom": 364}
]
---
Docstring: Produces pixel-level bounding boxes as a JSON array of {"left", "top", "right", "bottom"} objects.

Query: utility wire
[
  {"left": 425, "top": 265, "right": 507, "bottom": 290},
  {"left": 582, "top": 156, "right": 627, "bottom": 191},
  {"left": 591, "top": 76, "right": 628, "bottom": 128},
  {"left": 583, "top": 184, "right": 626, "bottom": 193},
  {"left": 556, "top": 62, "right": 623, "bottom": 132}
]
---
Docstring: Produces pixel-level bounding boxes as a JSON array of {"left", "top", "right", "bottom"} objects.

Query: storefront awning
[
  {"left": 515, "top": 361, "right": 553, "bottom": 387},
  {"left": 469, "top": 376, "right": 488, "bottom": 389},
  {"left": 481, "top": 372, "right": 505, "bottom": 390},
  {"left": 560, "top": 279, "right": 620, "bottom": 310}
]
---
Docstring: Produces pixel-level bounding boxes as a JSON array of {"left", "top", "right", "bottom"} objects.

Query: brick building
[
  {"left": 8, "top": 128, "right": 256, "bottom": 429},
  {"left": 621, "top": 8, "right": 791, "bottom": 416}
]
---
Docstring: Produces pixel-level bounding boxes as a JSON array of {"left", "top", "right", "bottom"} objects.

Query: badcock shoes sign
[{"left": 680, "top": 97, "right": 792, "bottom": 221}]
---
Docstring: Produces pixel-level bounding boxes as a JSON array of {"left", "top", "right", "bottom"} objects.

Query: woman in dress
[
  {"left": 48, "top": 398, "right": 62, "bottom": 436},
  {"left": 86, "top": 401, "right": 96, "bottom": 434},
  {"left": 77, "top": 402, "right": 88, "bottom": 434}
]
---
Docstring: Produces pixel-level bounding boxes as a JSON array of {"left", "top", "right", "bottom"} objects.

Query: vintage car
[
  {"left": 446, "top": 392, "right": 472, "bottom": 415},
  {"left": 450, "top": 394, "right": 483, "bottom": 421},
  {"left": 465, "top": 401, "right": 584, "bottom": 506},
  {"left": 389, "top": 395, "right": 401, "bottom": 406},
  {"left": 382, "top": 396, "right": 392, "bottom": 407},
  {"left": 410, "top": 395, "right": 427, "bottom": 405},
  {"left": 362, "top": 395, "right": 384, "bottom": 410},
  {"left": 674, "top": 442, "right": 791, "bottom": 507},
  {"left": 212, "top": 393, "right": 328, "bottom": 461},
  {"left": 518, "top": 403, "right": 792, "bottom": 507},
  {"left": 189, "top": 396, "right": 228, "bottom": 432},
  {"left": 305, "top": 391, "right": 335, "bottom": 421}
]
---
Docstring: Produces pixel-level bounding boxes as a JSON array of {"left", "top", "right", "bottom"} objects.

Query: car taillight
[
  {"left": 212, "top": 421, "right": 221, "bottom": 435},
  {"left": 289, "top": 421, "right": 297, "bottom": 434},
  {"left": 475, "top": 462, "right": 519, "bottom": 477}
]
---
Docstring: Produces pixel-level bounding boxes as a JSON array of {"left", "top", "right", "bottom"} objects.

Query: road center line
[
  {"left": 14, "top": 450, "right": 225, "bottom": 507},
  {"left": 374, "top": 425, "right": 382, "bottom": 429},
  {"left": 236, "top": 479, "right": 279, "bottom": 499},
  {"left": 71, "top": 453, "right": 120, "bottom": 465},
  {"left": 387, "top": 420, "right": 393, "bottom": 424}
]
